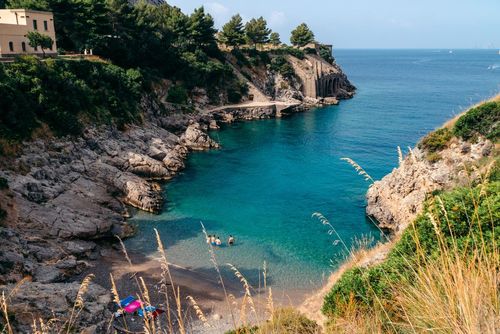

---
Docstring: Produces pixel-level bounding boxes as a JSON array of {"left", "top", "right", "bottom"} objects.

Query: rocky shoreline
[{"left": 0, "top": 55, "right": 355, "bottom": 331}]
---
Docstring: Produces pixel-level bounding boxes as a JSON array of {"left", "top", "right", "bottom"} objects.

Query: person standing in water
[
  {"left": 228, "top": 235, "right": 235, "bottom": 246},
  {"left": 210, "top": 235, "right": 216, "bottom": 245},
  {"left": 215, "top": 236, "right": 222, "bottom": 246},
  {"left": 206, "top": 234, "right": 211, "bottom": 244}
]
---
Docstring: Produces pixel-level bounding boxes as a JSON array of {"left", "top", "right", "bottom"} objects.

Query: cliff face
[
  {"left": 366, "top": 136, "right": 494, "bottom": 233},
  {"left": 224, "top": 50, "right": 355, "bottom": 108},
  {"left": 287, "top": 54, "right": 355, "bottom": 101}
]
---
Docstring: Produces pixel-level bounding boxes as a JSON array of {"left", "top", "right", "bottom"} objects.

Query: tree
[
  {"left": 219, "top": 14, "right": 245, "bottom": 48},
  {"left": 245, "top": 16, "right": 270, "bottom": 47},
  {"left": 26, "top": 31, "right": 53, "bottom": 56},
  {"left": 188, "top": 7, "right": 217, "bottom": 54},
  {"left": 269, "top": 32, "right": 281, "bottom": 46},
  {"left": 290, "top": 23, "right": 315, "bottom": 47}
]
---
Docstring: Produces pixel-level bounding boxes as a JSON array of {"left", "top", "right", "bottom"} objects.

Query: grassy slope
[{"left": 320, "top": 97, "right": 499, "bottom": 333}]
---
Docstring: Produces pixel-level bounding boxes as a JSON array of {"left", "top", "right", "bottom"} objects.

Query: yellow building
[{"left": 0, "top": 9, "right": 57, "bottom": 57}]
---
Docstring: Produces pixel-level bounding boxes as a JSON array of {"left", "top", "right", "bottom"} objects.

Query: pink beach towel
[{"left": 123, "top": 300, "right": 142, "bottom": 313}]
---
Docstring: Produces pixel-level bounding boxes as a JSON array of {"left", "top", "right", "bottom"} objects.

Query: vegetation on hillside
[
  {"left": 453, "top": 101, "right": 500, "bottom": 142},
  {"left": 323, "top": 99, "right": 500, "bottom": 333},
  {"left": 0, "top": 56, "right": 143, "bottom": 141},
  {"left": 0, "top": 0, "right": 336, "bottom": 149},
  {"left": 418, "top": 127, "right": 452, "bottom": 152},
  {"left": 418, "top": 100, "right": 499, "bottom": 163}
]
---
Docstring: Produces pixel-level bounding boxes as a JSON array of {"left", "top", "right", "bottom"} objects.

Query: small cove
[{"left": 126, "top": 49, "right": 500, "bottom": 296}]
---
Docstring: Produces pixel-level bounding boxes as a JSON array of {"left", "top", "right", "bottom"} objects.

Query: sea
[{"left": 126, "top": 49, "right": 500, "bottom": 295}]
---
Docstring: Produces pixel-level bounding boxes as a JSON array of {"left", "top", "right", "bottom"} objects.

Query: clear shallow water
[{"left": 127, "top": 49, "right": 500, "bottom": 292}]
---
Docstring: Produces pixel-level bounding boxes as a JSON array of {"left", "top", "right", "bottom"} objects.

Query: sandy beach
[{"left": 83, "top": 244, "right": 318, "bottom": 333}]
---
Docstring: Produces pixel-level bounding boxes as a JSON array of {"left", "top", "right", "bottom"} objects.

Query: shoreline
[{"left": 84, "top": 99, "right": 347, "bottom": 331}]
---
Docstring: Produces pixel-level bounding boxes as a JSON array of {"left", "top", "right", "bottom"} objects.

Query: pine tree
[
  {"left": 290, "top": 23, "right": 315, "bottom": 47},
  {"left": 219, "top": 14, "right": 245, "bottom": 48},
  {"left": 270, "top": 32, "right": 281, "bottom": 46},
  {"left": 245, "top": 16, "right": 270, "bottom": 47},
  {"left": 188, "top": 7, "right": 217, "bottom": 52}
]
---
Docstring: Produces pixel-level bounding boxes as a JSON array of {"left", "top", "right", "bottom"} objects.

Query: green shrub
[
  {"left": 490, "top": 159, "right": 500, "bottom": 182},
  {"left": 418, "top": 128, "right": 452, "bottom": 152},
  {"left": 166, "top": 85, "right": 189, "bottom": 105},
  {"left": 0, "top": 57, "right": 143, "bottom": 139},
  {"left": 322, "top": 181, "right": 500, "bottom": 318},
  {"left": 274, "top": 47, "right": 305, "bottom": 60},
  {"left": 453, "top": 101, "right": 500, "bottom": 142},
  {"left": 319, "top": 44, "right": 334, "bottom": 64},
  {"left": 269, "top": 56, "right": 295, "bottom": 79},
  {"left": 283, "top": 46, "right": 305, "bottom": 59}
]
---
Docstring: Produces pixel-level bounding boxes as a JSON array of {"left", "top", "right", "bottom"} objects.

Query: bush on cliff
[
  {"left": 323, "top": 180, "right": 500, "bottom": 331},
  {"left": 418, "top": 127, "right": 452, "bottom": 152},
  {"left": 269, "top": 56, "right": 295, "bottom": 79},
  {"left": 0, "top": 56, "right": 142, "bottom": 139},
  {"left": 453, "top": 101, "right": 500, "bottom": 142}
]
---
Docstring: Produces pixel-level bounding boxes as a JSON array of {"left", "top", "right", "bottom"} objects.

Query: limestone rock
[
  {"left": 181, "top": 123, "right": 219, "bottom": 150},
  {"left": 366, "top": 137, "right": 494, "bottom": 232}
]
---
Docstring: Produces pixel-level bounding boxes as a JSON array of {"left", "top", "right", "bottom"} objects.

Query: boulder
[{"left": 0, "top": 281, "right": 112, "bottom": 333}]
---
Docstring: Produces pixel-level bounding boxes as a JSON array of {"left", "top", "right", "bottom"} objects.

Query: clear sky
[{"left": 168, "top": 0, "right": 500, "bottom": 49}]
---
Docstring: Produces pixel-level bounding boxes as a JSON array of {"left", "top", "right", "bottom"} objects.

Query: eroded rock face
[
  {"left": 0, "top": 281, "right": 112, "bottom": 333},
  {"left": 366, "top": 137, "right": 494, "bottom": 233}
]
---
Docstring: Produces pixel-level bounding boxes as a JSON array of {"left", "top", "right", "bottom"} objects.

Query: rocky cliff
[{"left": 366, "top": 133, "right": 495, "bottom": 233}]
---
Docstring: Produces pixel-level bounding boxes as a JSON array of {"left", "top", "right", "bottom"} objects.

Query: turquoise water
[{"left": 127, "top": 50, "right": 500, "bottom": 292}]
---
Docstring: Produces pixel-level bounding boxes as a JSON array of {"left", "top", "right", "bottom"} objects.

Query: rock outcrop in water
[{"left": 366, "top": 136, "right": 494, "bottom": 233}]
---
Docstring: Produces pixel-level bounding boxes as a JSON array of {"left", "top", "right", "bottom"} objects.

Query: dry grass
[{"left": 321, "top": 166, "right": 499, "bottom": 334}]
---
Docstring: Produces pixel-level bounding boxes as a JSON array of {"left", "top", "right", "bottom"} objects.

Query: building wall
[{"left": 0, "top": 9, "right": 57, "bottom": 56}]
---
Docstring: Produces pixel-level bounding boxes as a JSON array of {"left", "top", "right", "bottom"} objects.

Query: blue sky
[{"left": 168, "top": 0, "right": 500, "bottom": 49}]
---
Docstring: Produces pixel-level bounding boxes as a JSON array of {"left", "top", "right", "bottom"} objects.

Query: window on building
[
  {"left": 44, "top": 20, "right": 48, "bottom": 31},
  {"left": 9, "top": 41, "right": 14, "bottom": 52},
  {"left": 22, "top": 42, "right": 26, "bottom": 52},
  {"left": 33, "top": 19, "right": 38, "bottom": 30}
]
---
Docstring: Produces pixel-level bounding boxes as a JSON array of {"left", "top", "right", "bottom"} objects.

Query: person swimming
[
  {"left": 210, "top": 235, "right": 216, "bottom": 245},
  {"left": 215, "top": 236, "right": 222, "bottom": 246},
  {"left": 206, "top": 234, "right": 211, "bottom": 244},
  {"left": 228, "top": 235, "right": 235, "bottom": 246}
]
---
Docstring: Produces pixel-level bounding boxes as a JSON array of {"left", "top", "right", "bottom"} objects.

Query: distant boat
[
  {"left": 449, "top": 50, "right": 453, "bottom": 54},
  {"left": 498, "top": 50, "right": 500, "bottom": 55}
]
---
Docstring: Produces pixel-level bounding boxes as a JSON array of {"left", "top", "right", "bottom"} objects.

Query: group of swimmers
[{"left": 206, "top": 234, "right": 235, "bottom": 246}]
